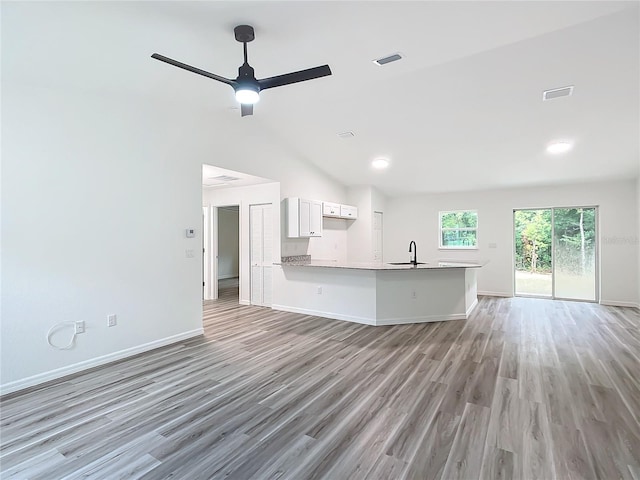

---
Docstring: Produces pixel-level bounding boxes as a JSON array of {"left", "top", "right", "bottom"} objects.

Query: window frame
[{"left": 438, "top": 209, "right": 479, "bottom": 250}]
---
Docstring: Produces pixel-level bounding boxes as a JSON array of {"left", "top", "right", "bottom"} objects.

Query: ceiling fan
[{"left": 151, "top": 25, "right": 332, "bottom": 117}]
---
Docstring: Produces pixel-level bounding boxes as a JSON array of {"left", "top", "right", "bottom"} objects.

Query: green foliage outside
[
  {"left": 440, "top": 211, "right": 477, "bottom": 247},
  {"left": 514, "top": 208, "right": 596, "bottom": 274},
  {"left": 440, "top": 211, "right": 477, "bottom": 228}
]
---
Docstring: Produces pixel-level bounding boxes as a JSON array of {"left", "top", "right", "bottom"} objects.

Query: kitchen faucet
[{"left": 409, "top": 241, "right": 417, "bottom": 265}]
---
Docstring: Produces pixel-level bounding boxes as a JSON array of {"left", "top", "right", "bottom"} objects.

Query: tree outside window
[{"left": 439, "top": 211, "right": 478, "bottom": 249}]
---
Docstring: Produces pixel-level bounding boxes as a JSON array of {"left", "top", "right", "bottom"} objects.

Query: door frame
[
  {"left": 204, "top": 204, "right": 240, "bottom": 301},
  {"left": 512, "top": 205, "right": 599, "bottom": 302}
]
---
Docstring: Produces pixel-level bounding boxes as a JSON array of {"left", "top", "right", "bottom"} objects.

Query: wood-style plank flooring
[{"left": 1, "top": 288, "right": 639, "bottom": 479}]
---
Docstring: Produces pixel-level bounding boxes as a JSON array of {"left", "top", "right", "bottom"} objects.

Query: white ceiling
[
  {"left": 202, "top": 164, "right": 274, "bottom": 189},
  {"left": 3, "top": 1, "right": 639, "bottom": 196}
]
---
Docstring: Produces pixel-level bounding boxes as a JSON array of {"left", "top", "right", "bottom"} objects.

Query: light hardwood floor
[{"left": 1, "top": 289, "right": 639, "bottom": 479}]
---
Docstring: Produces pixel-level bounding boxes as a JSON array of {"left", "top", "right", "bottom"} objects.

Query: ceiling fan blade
[
  {"left": 151, "top": 54, "right": 236, "bottom": 86},
  {"left": 240, "top": 103, "right": 253, "bottom": 117},
  {"left": 258, "top": 65, "right": 331, "bottom": 90}
]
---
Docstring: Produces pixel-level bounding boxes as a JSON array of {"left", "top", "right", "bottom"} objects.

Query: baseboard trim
[
  {"left": 376, "top": 312, "right": 468, "bottom": 326},
  {"left": 239, "top": 299, "right": 251, "bottom": 306},
  {"left": 271, "top": 304, "right": 376, "bottom": 325},
  {"left": 599, "top": 300, "right": 640, "bottom": 308},
  {"left": 218, "top": 274, "right": 239, "bottom": 280},
  {"left": 466, "top": 298, "right": 479, "bottom": 316},
  {"left": 272, "top": 304, "right": 473, "bottom": 326},
  {"left": 478, "top": 291, "right": 513, "bottom": 297},
  {"left": 0, "top": 328, "right": 204, "bottom": 396}
]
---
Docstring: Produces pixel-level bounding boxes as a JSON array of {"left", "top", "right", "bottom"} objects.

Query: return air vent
[
  {"left": 543, "top": 85, "right": 574, "bottom": 101},
  {"left": 337, "top": 131, "right": 355, "bottom": 139},
  {"left": 210, "top": 175, "right": 240, "bottom": 182},
  {"left": 373, "top": 53, "right": 403, "bottom": 66}
]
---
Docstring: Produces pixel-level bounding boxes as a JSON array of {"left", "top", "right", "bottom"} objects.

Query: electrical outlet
[
  {"left": 411, "top": 291, "right": 417, "bottom": 299},
  {"left": 75, "top": 321, "right": 85, "bottom": 334},
  {"left": 107, "top": 314, "right": 117, "bottom": 327},
  {"left": 317, "top": 287, "right": 323, "bottom": 294}
]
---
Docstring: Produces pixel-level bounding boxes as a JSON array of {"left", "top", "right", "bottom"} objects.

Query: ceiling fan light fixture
[{"left": 235, "top": 86, "right": 260, "bottom": 104}]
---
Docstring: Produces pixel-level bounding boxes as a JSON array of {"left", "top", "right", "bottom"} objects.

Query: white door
[
  {"left": 210, "top": 207, "right": 219, "bottom": 300},
  {"left": 202, "top": 206, "right": 218, "bottom": 300},
  {"left": 203, "top": 207, "right": 208, "bottom": 299},
  {"left": 250, "top": 203, "right": 273, "bottom": 306},
  {"left": 373, "top": 211, "right": 383, "bottom": 262}
]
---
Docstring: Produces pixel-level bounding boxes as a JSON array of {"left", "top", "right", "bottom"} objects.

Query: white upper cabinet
[
  {"left": 340, "top": 205, "right": 358, "bottom": 219},
  {"left": 323, "top": 202, "right": 341, "bottom": 217},
  {"left": 286, "top": 198, "right": 323, "bottom": 238},
  {"left": 322, "top": 202, "right": 358, "bottom": 220}
]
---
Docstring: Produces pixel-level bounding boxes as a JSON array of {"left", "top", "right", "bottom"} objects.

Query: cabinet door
[
  {"left": 309, "top": 200, "right": 323, "bottom": 236},
  {"left": 299, "top": 199, "right": 312, "bottom": 236},
  {"left": 323, "top": 202, "right": 340, "bottom": 216},
  {"left": 340, "top": 205, "right": 358, "bottom": 219}
]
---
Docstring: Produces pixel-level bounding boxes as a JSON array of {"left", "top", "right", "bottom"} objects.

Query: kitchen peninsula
[{"left": 272, "top": 260, "right": 482, "bottom": 326}]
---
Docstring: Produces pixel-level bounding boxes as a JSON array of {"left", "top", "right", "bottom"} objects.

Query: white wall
[
  {"left": 1, "top": 85, "right": 208, "bottom": 392},
  {"left": 310, "top": 217, "right": 348, "bottom": 263},
  {"left": 217, "top": 207, "right": 239, "bottom": 279},
  {"left": 347, "top": 186, "right": 373, "bottom": 263},
  {"left": 385, "top": 180, "right": 638, "bottom": 305},
  {"left": 346, "top": 186, "right": 387, "bottom": 263},
  {"left": 637, "top": 176, "right": 640, "bottom": 307},
  {"left": 1, "top": 2, "right": 349, "bottom": 391}
]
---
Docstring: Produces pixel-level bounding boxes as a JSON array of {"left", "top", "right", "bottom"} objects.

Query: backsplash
[{"left": 281, "top": 255, "right": 311, "bottom": 263}]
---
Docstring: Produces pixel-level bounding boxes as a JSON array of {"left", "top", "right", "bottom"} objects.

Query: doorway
[
  {"left": 217, "top": 206, "right": 240, "bottom": 299},
  {"left": 203, "top": 205, "right": 240, "bottom": 302},
  {"left": 514, "top": 207, "right": 598, "bottom": 301}
]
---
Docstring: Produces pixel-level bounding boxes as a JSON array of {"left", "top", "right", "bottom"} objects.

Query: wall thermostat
[{"left": 186, "top": 228, "right": 196, "bottom": 238}]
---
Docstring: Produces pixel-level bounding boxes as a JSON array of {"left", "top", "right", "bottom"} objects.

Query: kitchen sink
[{"left": 387, "top": 262, "right": 427, "bottom": 265}]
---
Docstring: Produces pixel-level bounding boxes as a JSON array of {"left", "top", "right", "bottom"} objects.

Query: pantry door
[{"left": 250, "top": 203, "right": 273, "bottom": 307}]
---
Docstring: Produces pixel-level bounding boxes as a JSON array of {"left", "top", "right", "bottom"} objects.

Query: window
[{"left": 439, "top": 210, "right": 478, "bottom": 249}]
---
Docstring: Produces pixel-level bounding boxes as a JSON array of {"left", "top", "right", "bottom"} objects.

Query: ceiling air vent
[
  {"left": 210, "top": 175, "right": 240, "bottom": 182},
  {"left": 373, "top": 53, "right": 403, "bottom": 66},
  {"left": 337, "top": 131, "right": 355, "bottom": 139},
  {"left": 543, "top": 85, "right": 574, "bottom": 101}
]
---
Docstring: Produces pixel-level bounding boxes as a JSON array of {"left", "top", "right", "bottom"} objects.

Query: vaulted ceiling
[{"left": 3, "top": 1, "right": 639, "bottom": 195}]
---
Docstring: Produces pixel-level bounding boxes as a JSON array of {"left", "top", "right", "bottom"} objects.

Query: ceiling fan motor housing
[{"left": 234, "top": 25, "right": 255, "bottom": 43}]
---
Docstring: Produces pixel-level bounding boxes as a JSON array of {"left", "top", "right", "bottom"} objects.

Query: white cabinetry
[
  {"left": 322, "top": 202, "right": 358, "bottom": 220},
  {"left": 323, "top": 202, "right": 341, "bottom": 217},
  {"left": 286, "top": 197, "right": 323, "bottom": 238},
  {"left": 340, "top": 205, "right": 358, "bottom": 219}
]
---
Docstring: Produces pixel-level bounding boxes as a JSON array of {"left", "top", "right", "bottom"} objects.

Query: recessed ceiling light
[
  {"left": 546, "top": 141, "right": 573, "bottom": 154},
  {"left": 372, "top": 157, "right": 390, "bottom": 169}
]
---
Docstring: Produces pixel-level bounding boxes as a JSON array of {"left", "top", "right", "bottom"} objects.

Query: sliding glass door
[
  {"left": 553, "top": 208, "right": 597, "bottom": 301},
  {"left": 514, "top": 207, "right": 597, "bottom": 301}
]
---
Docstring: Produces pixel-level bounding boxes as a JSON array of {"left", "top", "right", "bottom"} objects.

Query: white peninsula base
[{"left": 272, "top": 262, "right": 480, "bottom": 326}]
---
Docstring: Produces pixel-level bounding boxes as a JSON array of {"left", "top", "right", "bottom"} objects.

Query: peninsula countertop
[{"left": 276, "top": 260, "right": 484, "bottom": 270}]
